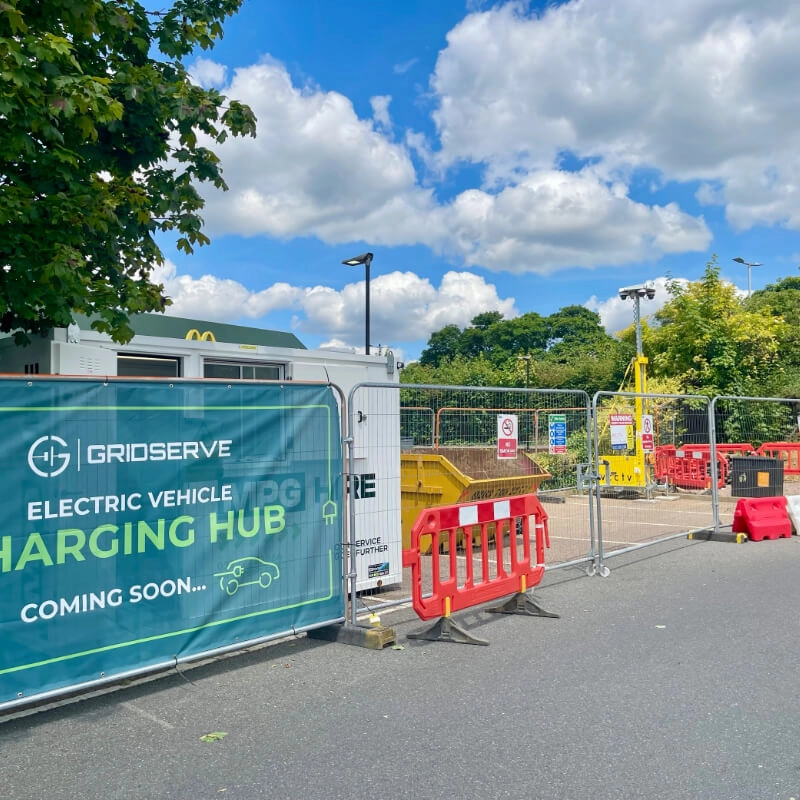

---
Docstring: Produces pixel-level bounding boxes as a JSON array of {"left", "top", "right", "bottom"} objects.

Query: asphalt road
[{"left": 2, "top": 536, "right": 800, "bottom": 800}]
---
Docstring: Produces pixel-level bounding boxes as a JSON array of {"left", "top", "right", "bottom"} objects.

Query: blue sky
[{"left": 153, "top": 0, "right": 800, "bottom": 360}]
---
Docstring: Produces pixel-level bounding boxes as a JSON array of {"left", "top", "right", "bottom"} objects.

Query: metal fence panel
[
  {"left": 592, "top": 391, "right": 714, "bottom": 568},
  {"left": 18, "top": 373, "right": 800, "bottom": 707},
  {"left": 346, "top": 383, "right": 596, "bottom": 619},
  {"left": 711, "top": 395, "right": 800, "bottom": 529}
]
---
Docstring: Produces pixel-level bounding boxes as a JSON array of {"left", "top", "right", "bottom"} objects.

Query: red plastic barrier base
[{"left": 732, "top": 496, "right": 792, "bottom": 541}]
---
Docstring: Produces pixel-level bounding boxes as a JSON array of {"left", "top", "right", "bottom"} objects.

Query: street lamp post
[
  {"left": 517, "top": 354, "right": 531, "bottom": 389},
  {"left": 732, "top": 257, "right": 762, "bottom": 298},
  {"left": 341, "top": 252, "right": 374, "bottom": 354}
]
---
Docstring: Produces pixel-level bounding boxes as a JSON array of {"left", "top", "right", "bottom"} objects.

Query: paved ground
[{"left": 3, "top": 535, "right": 800, "bottom": 800}]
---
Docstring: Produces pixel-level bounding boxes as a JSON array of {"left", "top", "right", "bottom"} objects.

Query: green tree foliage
[
  {"left": 470, "top": 310, "right": 504, "bottom": 329},
  {"left": 547, "top": 305, "right": 608, "bottom": 344},
  {"left": 645, "top": 258, "right": 784, "bottom": 396},
  {"left": 401, "top": 354, "right": 509, "bottom": 388},
  {"left": 490, "top": 312, "right": 549, "bottom": 356},
  {"left": 537, "top": 305, "right": 631, "bottom": 395},
  {"left": 746, "top": 276, "right": 800, "bottom": 397},
  {"left": 405, "top": 258, "right": 796, "bottom": 410},
  {"left": 0, "top": 0, "right": 256, "bottom": 342},
  {"left": 411, "top": 306, "right": 630, "bottom": 394},
  {"left": 418, "top": 324, "right": 462, "bottom": 367},
  {"left": 418, "top": 311, "right": 551, "bottom": 368}
]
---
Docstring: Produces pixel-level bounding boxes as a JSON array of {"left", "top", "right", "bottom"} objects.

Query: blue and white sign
[{"left": 548, "top": 414, "right": 567, "bottom": 454}]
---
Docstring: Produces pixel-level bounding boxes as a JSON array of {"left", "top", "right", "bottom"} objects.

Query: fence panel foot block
[
  {"left": 486, "top": 591, "right": 560, "bottom": 618},
  {"left": 407, "top": 617, "right": 489, "bottom": 646},
  {"left": 687, "top": 529, "right": 747, "bottom": 544},
  {"left": 308, "top": 623, "right": 396, "bottom": 650}
]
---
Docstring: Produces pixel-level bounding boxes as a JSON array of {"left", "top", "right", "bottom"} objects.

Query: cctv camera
[{"left": 619, "top": 284, "right": 655, "bottom": 301}]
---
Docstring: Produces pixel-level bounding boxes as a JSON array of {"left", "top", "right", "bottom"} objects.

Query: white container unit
[{"left": 0, "top": 316, "right": 402, "bottom": 591}]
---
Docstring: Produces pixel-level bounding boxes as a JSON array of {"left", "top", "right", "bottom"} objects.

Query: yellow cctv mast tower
[{"left": 600, "top": 283, "right": 656, "bottom": 490}]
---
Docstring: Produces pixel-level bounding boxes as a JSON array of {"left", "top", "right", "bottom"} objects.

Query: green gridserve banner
[{"left": 0, "top": 379, "right": 344, "bottom": 706}]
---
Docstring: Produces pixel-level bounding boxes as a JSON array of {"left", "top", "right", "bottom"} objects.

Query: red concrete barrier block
[{"left": 732, "top": 496, "right": 792, "bottom": 541}]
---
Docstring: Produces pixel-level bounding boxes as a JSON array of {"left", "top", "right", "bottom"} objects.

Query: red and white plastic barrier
[
  {"left": 402, "top": 493, "right": 550, "bottom": 623},
  {"left": 653, "top": 444, "right": 728, "bottom": 489},
  {"left": 757, "top": 442, "right": 800, "bottom": 475}
]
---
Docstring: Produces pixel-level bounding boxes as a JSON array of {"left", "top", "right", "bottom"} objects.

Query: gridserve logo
[
  {"left": 26, "top": 435, "right": 234, "bottom": 478},
  {"left": 27, "top": 435, "right": 71, "bottom": 478}
]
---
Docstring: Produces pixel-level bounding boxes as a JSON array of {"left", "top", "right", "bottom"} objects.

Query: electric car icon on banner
[{"left": 213, "top": 557, "right": 281, "bottom": 596}]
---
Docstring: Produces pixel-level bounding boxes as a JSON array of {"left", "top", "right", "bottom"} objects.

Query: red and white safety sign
[
  {"left": 497, "top": 414, "right": 518, "bottom": 459},
  {"left": 640, "top": 414, "right": 654, "bottom": 452}
]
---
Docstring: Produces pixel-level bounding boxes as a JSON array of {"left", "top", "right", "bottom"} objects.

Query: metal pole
[
  {"left": 585, "top": 401, "right": 597, "bottom": 562},
  {"left": 633, "top": 294, "right": 647, "bottom": 488},
  {"left": 634, "top": 293, "right": 645, "bottom": 413},
  {"left": 365, "top": 258, "right": 371, "bottom": 355},
  {"left": 709, "top": 397, "right": 720, "bottom": 532},
  {"left": 592, "top": 392, "right": 606, "bottom": 575},
  {"left": 347, "top": 409, "right": 358, "bottom": 626},
  {"left": 517, "top": 354, "right": 531, "bottom": 389},
  {"left": 734, "top": 257, "right": 760, "bottom": 299}
]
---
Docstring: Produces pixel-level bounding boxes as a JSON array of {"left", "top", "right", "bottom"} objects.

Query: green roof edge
[{"left": 72, "top": 313, "right": 307, "bottom": 350}]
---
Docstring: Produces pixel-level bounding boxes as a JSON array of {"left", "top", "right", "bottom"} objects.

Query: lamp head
[{"left": 342, "top": 252, "right": 374, "bottom": 267}]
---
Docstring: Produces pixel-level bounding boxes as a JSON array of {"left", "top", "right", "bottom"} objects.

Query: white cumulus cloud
[
  {"left": 430, "top": 0, "right": 800, "bottom": 230},
  {"left": 186, "top": 49, "right": 712, "bottom": 273},
  {"left": 152, "top": 261, "right": 516, "bottom": 351},
  {"left": 444, "top": 169, "right": 710, "bottom": 272},
  {"left": 189, "top": 57, "right": 228, "bottom": 89}
]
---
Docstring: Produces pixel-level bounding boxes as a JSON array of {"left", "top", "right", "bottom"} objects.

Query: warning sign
[
  {"left": 641, "top": 414, "right": 654, "bottom": 452},
  {"left": 610, "top": 413, "right": 633, "bottom": 451},
  {"left": 609, "top": 413, "right": 634, "bottom": 426},
  {"left": 497, "top": 414, "right": 518, "bottom": 459}
]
